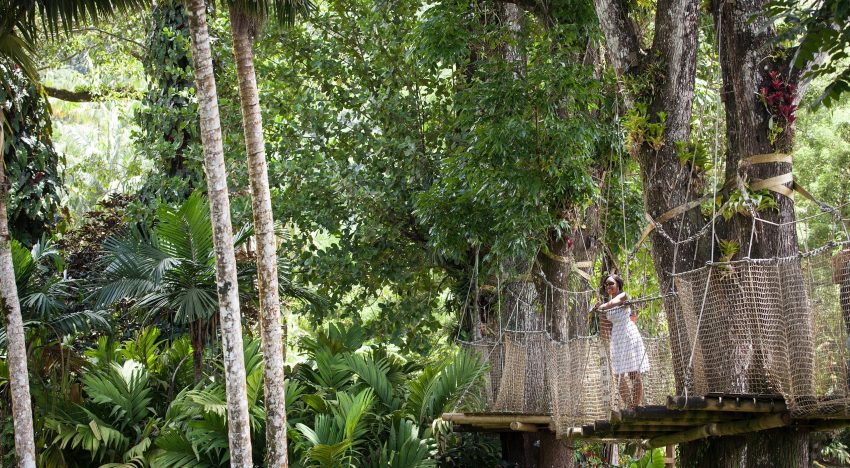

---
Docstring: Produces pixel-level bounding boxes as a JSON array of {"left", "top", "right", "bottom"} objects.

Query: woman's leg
[
  {"left": 618, "top": 374, "right": 632, "bottom": 408},
  {"left": 630, "top": 372, "right": 643, "bottom": 407}
]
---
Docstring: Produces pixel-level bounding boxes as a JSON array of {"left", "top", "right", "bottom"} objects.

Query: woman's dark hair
[{"left": 603, "top": 274, "right": 624, "bottom": 297}]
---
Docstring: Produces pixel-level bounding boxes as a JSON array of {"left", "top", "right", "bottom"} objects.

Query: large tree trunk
[
  {"left": 677, "top": 0, "right": 816, "bottom": 465},
  {"left": 593, "top": 0, "right": 816, "bottom": 461},
  {"left": 592, "top": 0, "right": 704, "bottom": 394},
  {"left": 0, "top": 139, "right": 36, "bottom": 468},
  {"left": 184, "top": 0, "right": 253, "bottom": 464},
  {"left": 536, "top": 207, "right": 600, "bottom": 341},
  {"left": 229, "top": 8, "right": 289, "bottom": 466}
]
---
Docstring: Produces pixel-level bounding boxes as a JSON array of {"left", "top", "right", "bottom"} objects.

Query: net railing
[
  {"left": 460, "top": 287, "right": 675, "bottom": 436},
  {"left": 671, "top": 242, "right": 850, "bottom": 417},
  {"left": 458, "top": 242, "right": 850, "bottom": 435}
]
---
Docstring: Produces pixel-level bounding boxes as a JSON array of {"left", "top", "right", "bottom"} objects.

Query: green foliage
[
  {"left": 623, "top": 103, "right": 667, "bottom": 156},
  {"left": 818, "top": 440, "right": 850, "bottom": 466},
  {"left": 0, "top": 0, "right": 147, "bottom": 81},
  {"left": 260, "top": 0, "right": 611, "bottom": 352},
  {"left": 367, "top": 419, "right": 436, "bottom": 468},
  {"left": 97, "top": 192, "right": 250, "bottom": 327},
  {"left": 600, "top": 162, "right": 646, "bottom": 259},
  {"left": 288, "top": 322, "right": 487, "bottom": 467},
  {"left": 792, "top": 82, "right": 850, "bottom": 246},
  {"left": 153, "top": 338, "right": 267, "bottom": 466},
  {"left": 133, "top": 0, "right": 204, "bottom": 215},
  {"left": 2, "top": 237, "right": 109, "bottom": 348},
  {"left": 719, "top": 239, "right": 740, "bottom": 262},
  {"left": 627, "top": 447, "right": 667, "bottom": 468},
  {"left": 40, "top": 360, "right": 158, "bottom": 467},
  {"left": 296, "top": 388, "right": 375, "bottom": 467},
  {"left": 0, "top": 61, "right": 63, "bottom": 245}
]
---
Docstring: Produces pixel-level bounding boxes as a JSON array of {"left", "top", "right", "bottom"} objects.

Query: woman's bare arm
[{"left": 600, "top": 292, "right": 629, "bottom": 310}]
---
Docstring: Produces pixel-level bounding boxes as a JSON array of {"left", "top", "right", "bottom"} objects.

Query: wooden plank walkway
[{"left": 442, "top": 394, "right": 850, "bottom": 448}]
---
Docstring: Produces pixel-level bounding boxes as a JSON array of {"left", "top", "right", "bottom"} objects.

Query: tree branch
[
  {"left": 70, "top": 27, "right": 145, "bottom": 61},
  {"left": 591, "top": 0, "right": 642, "bottom": 75},
  {"left": 42, "top": 85, "right": 137, "bottom": 102},
  {"left": 71, "top": 27, "right": 145, "bottom": 50}
]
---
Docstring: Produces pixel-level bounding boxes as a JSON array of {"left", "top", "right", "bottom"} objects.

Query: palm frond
[
  {"left": 343, "top": 353, "right": 401, "bottom": 411},
  {"left": 82, "top": 361, "right": 153, "bottom": 429},
  {"left": 33, "top": 0, "right": 151, "bottom": 39},
  {"left": 0, "top": 22, "right": 37, "bottom": 81},
  {"left": 369, "top": 419, "right": 437, "bottom": 468},
  {"left": 151, "top": 429, "right": 213, "bottom": 468},
  {"left": 156, "top": 192, "right": 213, "bottom": 263},
  {"left": 229, "top": 0, "right": 313, "bottom": 27},
  {"left": 405, "top": 350, "right": 486, "bottom": 424},
  {"left": 47, "top": 308, "right": 112, "bottom": 336}
]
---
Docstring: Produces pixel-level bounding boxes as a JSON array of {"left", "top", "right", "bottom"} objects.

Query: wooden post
[
  {"left": 501, "top": 432, "right": 524, "bottom": 466},
  {"left": 665, "top": 445, "right": 674, "bottom": 468}
]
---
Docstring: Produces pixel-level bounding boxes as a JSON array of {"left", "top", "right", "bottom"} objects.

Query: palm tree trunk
[
  {"left": 229, "top": 8, "right": 289, "bottom": 466},
  {"left": 183, "top": 0, "right": 253, "bottom": 463},
  {"left": 0, "top": 137, "right": 36, "bottom": 467}
]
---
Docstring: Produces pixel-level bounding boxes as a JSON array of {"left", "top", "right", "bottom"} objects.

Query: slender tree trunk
[
  {"left": 183, "top": 0, "right": 253, "bottom": 464},
  {"left": 0, "top": 144, "right": 36, "bottom": 468},
  {"left": 190, "top": 321, "right": 205, "bottom": 383},
  {"left": 229, "top": 8, "right": 289, "bottom": 466}
]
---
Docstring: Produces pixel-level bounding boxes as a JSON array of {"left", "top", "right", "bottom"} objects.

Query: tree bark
[
  {"left": 592, "top": 0, "right": 705, "bottom": 395},
  {"left": 42, "top": 85, "right": 137, "bottom": 102},
  {"left": 536, "top": 207, "right": 600, "bottom": 341},
  {"left": 190, "top": 320, "right": 205, "bottom": 383},
  {"left": 183, "top": 0, "right": 253, "bottom": 464},
  {"left": 677, "top": 0, "right": 816, "bottom": 464},
  {"left": 0, "top": 146, "right": 36, "bottom": 468},
  {"left": 229, "top": 7, "right": 289, "bottom": 466}
]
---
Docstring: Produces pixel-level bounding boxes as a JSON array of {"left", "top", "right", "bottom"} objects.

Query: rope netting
[
  {"left": 671, "top": 242, "right": 850, "bottom": 417},
  {"left": 459, "top": 282, "right": 676, "bottom": 436},
  {"left": 457, "top": 240, "right": 850, "bottom": 436}
]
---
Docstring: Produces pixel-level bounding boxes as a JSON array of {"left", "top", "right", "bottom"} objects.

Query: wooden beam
[
  {"left": 510, "top": 422, "right": 539, "bottom": 432},
  {"left": 570, "top": 431, "right": 679, "bottom": 440},
  {"left": 615, "top": 424, "right": 700, "bottom": 432},
  {"left": 644, "top": 413, "right": 790, "bottom": 449},
  {"left": 442, "top": 413, "right": 552, "bottom": 425},
  {"left": 616, "top": 416, "right": 742, "bottom": 426},
  {"left": 618, "top": 407, "right": 744, "bottom": 424},
  {"left": 666, "top": 395, "right": 786, "bottom": 413},
  {"left": 796, "top": 419, "right": 850, "bottom": 432},
  {"left": 453, "top": 424, "right": 513, "bottom": 432},
  {"left": 593, "top": 420, "right": 612, "bottom": 432}
]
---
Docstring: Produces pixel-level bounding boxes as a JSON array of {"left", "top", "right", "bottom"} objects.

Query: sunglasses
[{"left": 605, "top": 282, "right": 617, "bottom": 286}]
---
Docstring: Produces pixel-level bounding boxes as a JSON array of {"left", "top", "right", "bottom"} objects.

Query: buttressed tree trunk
[
  {"left": 184, "top": 0, "right": 253, "bottom": 463},
  {"left": 0, "top": 132, "right": 36, "bottom": 468},
  {"left": 229, "top": 7, "right": 289, "bottom": 466}
]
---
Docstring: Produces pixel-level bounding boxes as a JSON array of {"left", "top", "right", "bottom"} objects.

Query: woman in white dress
[{"left": 593, "top": 274, "right": 649, "bottom": 408}]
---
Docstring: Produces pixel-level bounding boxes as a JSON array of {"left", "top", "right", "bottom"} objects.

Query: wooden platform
[{"left": 443, "top": 394, "right": 850, "bottom": 448}]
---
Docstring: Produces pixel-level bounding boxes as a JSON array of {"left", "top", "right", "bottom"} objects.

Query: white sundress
[{"left": 607, "top": 305, "right": 650, "bottom": 375}]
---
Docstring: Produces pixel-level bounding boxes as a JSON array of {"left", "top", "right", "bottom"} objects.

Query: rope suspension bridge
[{"left": 442, "top": 180, "right": 850, "bottom": 449}]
